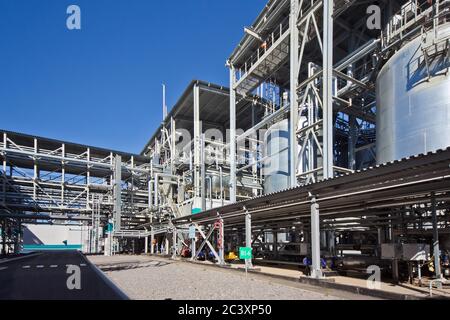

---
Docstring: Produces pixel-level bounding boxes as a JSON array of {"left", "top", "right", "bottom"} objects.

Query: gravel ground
[{"left": 100, "top": 257, "right": 343, "bottom": 300}]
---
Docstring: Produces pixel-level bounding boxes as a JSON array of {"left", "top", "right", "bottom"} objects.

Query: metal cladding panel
[{"left": 376, "top": 23, "right": 450, "bottom": 164}]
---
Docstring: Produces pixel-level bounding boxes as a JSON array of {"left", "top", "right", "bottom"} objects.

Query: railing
[
  {"left": 382, "top": 0, "right": 450, "bottom": 49},
  {"left": 235, "top": 16, "right": 290, "bottom": 82}
]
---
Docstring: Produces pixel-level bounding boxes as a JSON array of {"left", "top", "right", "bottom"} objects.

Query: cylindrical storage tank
[
  {"left": 376, "top": 24, "right": 450, "bottom": 164},
  {"left": 263, "top": 119, "right": 290, "bottom": 194}
]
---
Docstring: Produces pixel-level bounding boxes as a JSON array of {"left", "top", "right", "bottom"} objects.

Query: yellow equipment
[{"left": 225, "top": 251, "right": 239, "bottom": 261}]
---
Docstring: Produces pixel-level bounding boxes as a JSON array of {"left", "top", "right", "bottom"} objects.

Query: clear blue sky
[{"left": 0, "top": 0, "right": 265, "bottom": 153}]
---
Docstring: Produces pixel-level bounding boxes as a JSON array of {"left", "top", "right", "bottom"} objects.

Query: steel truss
[{"left": 0, "top": 130, "right": 151, "bottom": 254}]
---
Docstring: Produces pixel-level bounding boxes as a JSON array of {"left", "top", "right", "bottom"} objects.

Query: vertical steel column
[
  {"left": 150, "top": 228, "right": 155, "bottom": 254},
  {"left": 113, "top": 155, "right": 122, "bottom": 232},
  {"left": 193, "top": 84, "right": 201, "bottom": 198},
  {"left": 104, "top": 232, "right": 110, "bottom": 256},
  {"left": 229, "top": 66, "right": 237, "bottom": 203},
  {"left": 431, "top": 192, "right": 442, "bottom": 279},
  {"left": 96, "top": 199, "right": 101, "bottom": 253},
  {"left": 144, "top": 235, "right": 148, "bottom": 254},
  {"left": 171, "top": 228, "right": 177, "bottom": 259},
  {"left": 289, "top": 0, "right": 299, "bottom": 188},
  {"left": 322, "top": 0, "right": 334, "bottom": 180},
  {"left": 310, "top": 195, "right": 323, "bottom": 278},
  {"left": 191, "top": 224, "right": 196, "bottom": 259},
  {"left": 90, "top": 203, "right": 94, "bottom": 253},
  {"left": 165, "top": 237, "right": 169, "bottom": 255},
  {"left": 1, "top": 135, "right": 5, "bottom": 205},
  {"left": 219, "top": 218, "right": 225, "bottom": 264},
  {"left": 245, "top": 211, "right": 253, "bottom": 268},
  {"left": 201, "top": 134, "right": 206, "bottom": 211},
  {"left": 33, "top": 138, "right": 38, "bottom": 201},
  {"left": 2, "top": 133, "right": 6, "bottom": 174},
  {"left": 162, "top": 84, "right": 168, "bottom": 120},
  {"left": 148, "top": 179, "right": 153, "bottom": 210},
  {"left": 1, "top": 219, "right": 6, "bottom": 255},
  {"left": 348, "top": 115, "right": 357, "bottom": 170},
  {"left": 86, "top": 148, "right": 91, "bottom": 211},
  {"left": 273, "top": 229, "right": 278, "bottom": 259},
  {"left": 154, "top": 174, "right": 159, "bottom": 207},
  {"left": 61, "top": 143, "right": 65, "bottom": 205},
  {"left": 170, "top": 117, "right": 176, "bottom": 175}
]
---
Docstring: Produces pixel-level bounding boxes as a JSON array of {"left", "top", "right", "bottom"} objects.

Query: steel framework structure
[
  {"left": 2, "top": 0, "right": 450, "bottom": 286},
  {"left": 0, "top": 130, "right": 151, "bottom": 254}
]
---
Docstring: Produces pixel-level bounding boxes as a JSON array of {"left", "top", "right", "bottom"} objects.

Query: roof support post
[
  {"left": 144, "top": 234, "right": 149, "bottom": 254},
  {"left": 431, "top": 192, "right": 442, "bottom": 283},
  {"left": 150, "top": 227, "right": 155, "bottom": 254},
  {"left": 219, "top": 218, "right": 225, "bottom": 264},
  {"left": 171, "top": 227, "right": 178, "bottom": 259},
  {"left": 310, "top": 195, "right": 323, "bottom": 278},
  {"left": 1, "top": 219, "right": 6, "bottom": 255},
  {"left": 245, "top": 210, "right": 253, "bottom": 269},
  {"left": 191, "top": 224, "right": 196, "bottom": 259},
  {"left": 165, "top": 236, "right": 169, "bottom": 255},
  {"left": 322, "top": 0, "right": 334, "bottom": 180}
]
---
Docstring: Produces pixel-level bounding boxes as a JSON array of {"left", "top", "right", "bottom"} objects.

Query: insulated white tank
[
  {"left": 263, "top": 119, "right": 290, "bottom": 194},
  {"left": 376, "top": 23, "right": 450, "bottom": 164}
]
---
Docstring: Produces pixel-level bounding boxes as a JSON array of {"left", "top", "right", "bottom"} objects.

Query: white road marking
[
  {"left": 0, "top": 267, "right": 8, "bottom": 271},
  {"left": 50, "top": 265, "right": 58, "bottom": 268},
  {"left": 36, "top": 265, "right": 44, "bottom": 268},
  {"left": 22, "top": 265, "right": 30, "bottom": 269},
  {"left": 80, "top": 263, "right": 87, "bottom": 267}
]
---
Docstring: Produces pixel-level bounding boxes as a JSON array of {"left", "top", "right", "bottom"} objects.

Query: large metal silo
[{"left": 376, "top": 23, "right": 450, "bottom": 164}]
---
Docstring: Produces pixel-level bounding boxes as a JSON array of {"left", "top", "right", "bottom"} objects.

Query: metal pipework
[
  {"left": 201, "top": 134, "right": 206, "bottom": 211},
  {"left": 322, "top": 0, "right": 334, "bottom": 180},
  {"left": 229, "top": 65, "right": 237, "bottom": 203},
  {"left": 153, "top": 174, "right": 159, "bottom": 207},
  {"left": 205, "top": 176, "right": 213, "bottom": 210},
  {"left": 153, "top": 173, "right": 179, "bottom": 208},
  {"left": 219, "top": 166, "right": 224, "bottom": 207}
]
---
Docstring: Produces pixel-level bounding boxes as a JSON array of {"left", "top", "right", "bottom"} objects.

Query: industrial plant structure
[{"left": 2, "top": 0, "right": 450, "bottom": 288}]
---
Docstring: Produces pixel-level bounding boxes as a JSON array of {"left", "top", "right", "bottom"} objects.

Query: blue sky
[{"left": 0, "top": 0, "right": 265, "bottom": 153}]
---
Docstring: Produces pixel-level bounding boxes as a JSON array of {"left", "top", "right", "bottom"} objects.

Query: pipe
[
  {"left": 205, "top": 176, "right": 213, "bottom": 209},
  {"left": 201, "top": 134, "right": 206, "bottom": 211},
  {"left": 219, "top": 166, "right": 224, "bottom": 207},
  {"left": 173, "top": 174, "right": 450, "bottom": 225},
  {"left": 148, "top": 179, "right": 153, "bottom": 210},
  {"left": 154, "top": 174, "right": 159, "bottom": 207}
]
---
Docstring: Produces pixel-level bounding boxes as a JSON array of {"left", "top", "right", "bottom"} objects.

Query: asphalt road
[{"left": 0, "top": 251, "right": 128, "bottom": 300}]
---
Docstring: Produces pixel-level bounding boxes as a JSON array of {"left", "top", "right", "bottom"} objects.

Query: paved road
[{"left": 0, "top": 251, "right": 128, "bottom": 300}]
